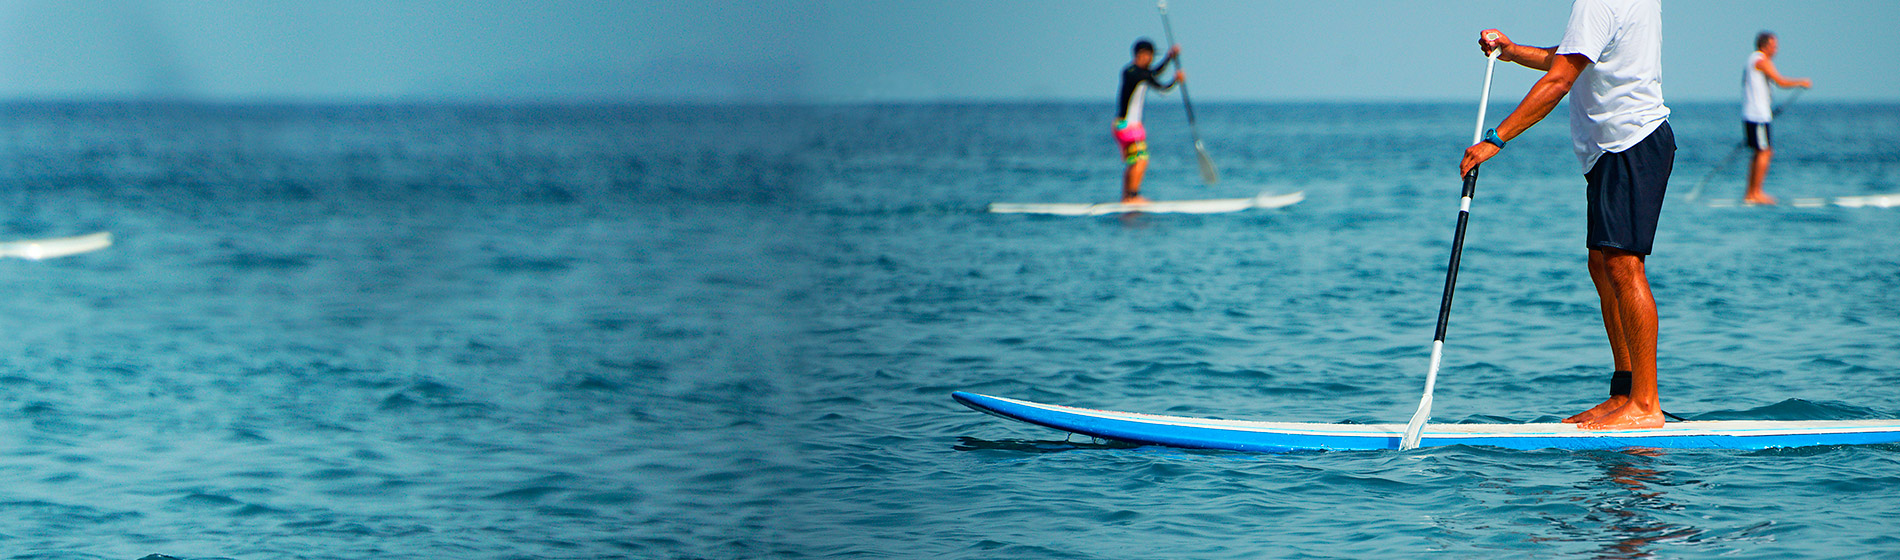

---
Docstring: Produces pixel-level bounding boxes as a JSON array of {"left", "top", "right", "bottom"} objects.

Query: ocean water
[{"left": 0, "top": 100, "right": 1897, "bottom": 559}]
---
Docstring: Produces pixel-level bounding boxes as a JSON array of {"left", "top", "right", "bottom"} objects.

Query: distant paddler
[
  {"left": 1461, "top": 0, "right": 1674, "bottom": 430},
  {"left": 1740, "top": 31, "right": 1813, "bottom": 206},
  {"left": 1115, "top": 39, "right": 1183, "bottom": 204}
]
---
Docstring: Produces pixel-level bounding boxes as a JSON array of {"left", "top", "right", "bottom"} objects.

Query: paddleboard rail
[
  {"left": 954, "top": 392, "right": 1900, "bottom": 452},
  {"left": 988, "top": 191, "right": 1303, "bottom": 216}
]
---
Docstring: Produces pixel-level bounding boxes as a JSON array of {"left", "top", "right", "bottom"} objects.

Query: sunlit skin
[
  {"left": 1567, "top": 249, "right": 1635, "bottom": 423},
  {"left": 1743, "top": 35, "right": 1814, "bottom": 206},
  {"left": 1460, "top": 29, "right": 1663, "bottom": 430},
  {"left": 1570, "top": 248, "right": 1662, "bottom": 430},
  {"left": 1121, "top": 45, "right": 1183, "bottom": 204}
]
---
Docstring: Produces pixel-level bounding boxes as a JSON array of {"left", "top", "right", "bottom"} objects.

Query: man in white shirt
[
  {"left": 1460, "top": 0, "right": 1673, "bottom": 430},
  {"left": 1740, "top": 31, "right": 1813, "bottom": 205}
]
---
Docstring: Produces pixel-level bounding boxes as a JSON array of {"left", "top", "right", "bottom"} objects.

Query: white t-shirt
[
  {"left": 1555, "top": 0, "right": 1671, "bottom": 173},
  {"left": 1742, "top": 51, "right": 1773, "bottom": 123}
]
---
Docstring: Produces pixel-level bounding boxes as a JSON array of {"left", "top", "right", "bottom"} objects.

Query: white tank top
[{"left": 1742, "top": 51, "right": 1773, "bottom": 123}]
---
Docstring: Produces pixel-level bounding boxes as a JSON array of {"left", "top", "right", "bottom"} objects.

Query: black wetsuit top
[{"left": 1117, "top": 54, "right": 1177, "bottom": 121}]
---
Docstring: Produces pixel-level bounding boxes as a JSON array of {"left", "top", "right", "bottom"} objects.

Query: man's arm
[
  {"left": 1156, "top": 71, "right": 1183, "bottom": 92},
  {"left": 1460, "top": 53, "right": 1591, "bottom": 176},
  {"left": 1480, "top": 29, "right": 1559, "bottom": 71},
  {"left": 1152, "top": 45, "right": 1184, "bottom": 91},
  {"left": 1755, "top": 57, "right": 1813, "bottom": 89}
]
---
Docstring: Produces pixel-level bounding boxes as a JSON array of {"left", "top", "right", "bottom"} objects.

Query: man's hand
[
  {"left": 1169, "top": 45, "right": 1181, "bottom": 57},
  {"left": 1175, "top": 70, "right": 1186, "bottom": 83},
  {"left": 1798, "top": 78, "right": 1814, "bottom": 88},
  {"left": 1461, "top": 142, "right": 1499, "bottom": 177},
  {"left": 1479, "top": 29, "right": 1515, "bottom": 61}
]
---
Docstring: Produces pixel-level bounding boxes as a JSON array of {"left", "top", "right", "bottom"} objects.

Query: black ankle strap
[
  {"left": 1609, "top": 370, "right": 1632, "bottom": 397},
  {"left": 1607, "top": 370, "right": 1690, "bottom": 421}
]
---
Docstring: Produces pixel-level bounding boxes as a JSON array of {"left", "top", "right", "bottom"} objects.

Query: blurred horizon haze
[{"left": 0, "top": 1, "right": 1888, "bottom": 104}]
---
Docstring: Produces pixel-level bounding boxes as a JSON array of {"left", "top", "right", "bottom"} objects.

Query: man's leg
[
  {"left": 1122, "top": 157, "right": 1148, "bottom": 202},
  {"left": 1121, "top": 141, "right": 1150, "bottom": 203},
  {"left": 1566, "top": 250, "right": 1634, "bottom": 423},
  {"left": 1115, "top": 121, "right": 1152, "bottom": 204},
  {"left": 1580, "top": 247, "right": 1663, "bottom": 430},
  {"left": 1744, "top": 147, "right": 1775, "bottom": 205}
]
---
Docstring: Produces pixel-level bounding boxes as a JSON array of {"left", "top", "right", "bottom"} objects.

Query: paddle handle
[{"left": 1157, "top": 1, "right": 1197, "bottom": 127}]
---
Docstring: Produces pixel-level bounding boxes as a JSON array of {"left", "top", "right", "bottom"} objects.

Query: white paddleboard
[
  {"left": 988, "top": 191, "right": 1303, "bottom": 216},
  {"left": 1797, "top": 192, "right": 1900, "bottom": 208},
  {"left": 1705, "top": 192, "right": 1900, "bottom": 209},
  {"left": 0, "top": 231, "right": 113, "bottom": 260}
]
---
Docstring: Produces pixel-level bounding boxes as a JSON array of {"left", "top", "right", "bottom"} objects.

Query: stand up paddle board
[
  {"left": 953, "top": 392, "right": 1900, "bottom": 452},
  {"left": 988, "top": 191, "right": 1302, "bottom": 216},
  {"left": 1705, "top": 192, "right": 1900, "bottom": 209},
  {"left": 0, "top": 231, "right": 112, "bottom": 260},
  {"left": 1795, "top": 192, "right": 1900, "bottom": 208}
]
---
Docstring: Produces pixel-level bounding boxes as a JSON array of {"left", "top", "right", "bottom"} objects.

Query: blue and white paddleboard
[
  {"left": 988, "top": 191, "right": 1302, "bottom": 216},
  {"left": 953, "top": 392, "right": 1900, "bottom": 452}
]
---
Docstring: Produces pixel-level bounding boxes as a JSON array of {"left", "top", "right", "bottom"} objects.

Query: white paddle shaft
[{"left": 1472, "top": 51, "right": 1499, "bottom": 144}]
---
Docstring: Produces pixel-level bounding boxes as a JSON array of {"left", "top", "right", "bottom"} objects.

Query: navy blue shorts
[
  {"left": 1744, "top": 121, "right": 1771, "bottom": 151},
  {"left": 1585, "top": 121, "right": 1675, "bottom": 255}
]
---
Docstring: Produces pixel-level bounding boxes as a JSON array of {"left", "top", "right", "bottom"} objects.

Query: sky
[
  {"left": 0, "top": 0, "right": 1889, "bottom": 103},
  {"left": 0, "top": 0, "right": 656, "bottom": 102},
  {"left": 795, "top": 0, "right": 1897, "bottom": 103}
]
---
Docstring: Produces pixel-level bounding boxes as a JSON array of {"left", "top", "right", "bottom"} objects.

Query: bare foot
[
  {"left": 1563, "top": 395, "right": 1629, "bottom": 424},
  {"left": 1579, "top": 400, "right": 1665, "bottom": 430},
  {"left": 1743, "top": 194, "right": 1778, "bottom": 206},
  {"left": 1121, "top": 195, "right": 1152, "bottom": 204}
]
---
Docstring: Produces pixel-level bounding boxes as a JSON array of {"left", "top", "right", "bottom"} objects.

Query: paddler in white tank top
[{"left": 1740, "top": 31, "right": 1813, "bottom": 206}]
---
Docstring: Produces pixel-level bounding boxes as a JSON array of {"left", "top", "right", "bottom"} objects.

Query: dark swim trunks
[
  {"left": 1585, "top": 121, "right": 1675, "bottom": 255},
  {"left": 1744, "top": 121, "right": 1771, "bottom": 151}
]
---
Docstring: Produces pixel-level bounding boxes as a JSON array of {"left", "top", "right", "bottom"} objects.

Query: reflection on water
[
  {"left": 1579, "top": 449, "right": 1700, "bottom": 559},
  {"left": 1429, "top": 448, "right": 1710, "bottom": 558},
  {"left": 951, "top": 436, "right": 1140, "bottom": 454}
]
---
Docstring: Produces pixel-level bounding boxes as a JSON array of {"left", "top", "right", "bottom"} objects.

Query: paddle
[
  {"left": 1684, "top": 87, "right": 1805, "bottom": 202},
  {"left": 1157, "top": 0, "right": 1219, "bottom": 185},
  {"left": 1401, "top": 48, "right": 1501, "bottom": 450}
]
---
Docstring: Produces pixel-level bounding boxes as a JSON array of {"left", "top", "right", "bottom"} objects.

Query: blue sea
[{"left": 1, "top": 100, "right": 1897, "bottom": 559}]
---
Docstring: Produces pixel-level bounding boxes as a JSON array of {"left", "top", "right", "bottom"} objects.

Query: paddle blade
[
  {"left": 1400, "top": 394, "right": 1431, "bottom": 450},
  {"left": 1195, "top": 142, "right": 1219, "bottom": 185}
]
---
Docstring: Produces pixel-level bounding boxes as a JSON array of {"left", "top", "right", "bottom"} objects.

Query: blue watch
[{"left": 1483, "top": 128, "right": 1507, "bottom": 149}]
